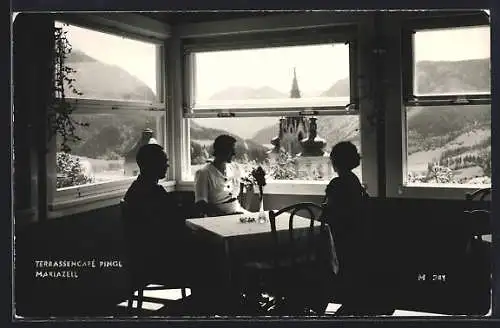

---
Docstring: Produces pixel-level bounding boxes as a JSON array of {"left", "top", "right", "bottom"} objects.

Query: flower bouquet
[
  {"left": 240, "top": 166, "right": 267, "bottom": 223},
  {"left": 241, "top": 166, "right": 267, "bottom": 201}
]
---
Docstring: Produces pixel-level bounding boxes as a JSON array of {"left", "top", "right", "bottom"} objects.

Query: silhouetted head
[
  {"left": 330, "top": 141, "right": 361, "bottom": 173},
  {"left": 213, "top": 134, "right": 237, "bottom": 163},
  {"left": 136, "top": 144, "right": 169, "bottom": 180}
]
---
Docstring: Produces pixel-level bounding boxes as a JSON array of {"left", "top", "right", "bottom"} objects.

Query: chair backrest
[
  {"left": 267, "top": 202, "right": 336, "bottom": 314},
  {"left": 268, "top": 202, "right": 325, "bottom": 267},
  {"left": 462, "top": 189, "right": 491, "bottom": 312},
  {"left": 120, "top": 198, "right": 152, "bottom": 271},
  {"left": 465, "top": 187, "right": 491, "bottom": 202},
  {"left": 464, "top": 188, "right": 491, "bottom": 241},
  {"left": 120, "top": 199, "right": 139, "bottom": 259}
]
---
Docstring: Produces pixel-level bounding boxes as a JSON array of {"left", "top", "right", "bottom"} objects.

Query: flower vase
[{"left": 257, "top": 187, "right": 266, "bottom": 223}]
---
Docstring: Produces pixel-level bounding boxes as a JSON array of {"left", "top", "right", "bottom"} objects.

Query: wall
[
  {"left": 13, "top": 14, "right": 54, "bottom": 224},
  {"left": 15, "top": 204, "right": 129, "bottom": 317},
  {"left": 14, "top": 190, "right": 490, "bottom": 317}
]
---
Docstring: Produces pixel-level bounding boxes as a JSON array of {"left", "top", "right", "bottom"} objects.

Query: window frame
[
  {"left": 48, "top": 16, "right": 170, "bottom": 217},
  {"left": 182, "top": 27, "right": 359, "bottom": 118},
  {"left": 387, "top": 12, "right": 491, "bottom": 199},
  {"left": 176, "top": 22, "right": 368, "bottom": 195},
  {"left": 402, "top": 13, "right": 491, "bottom": 105}
]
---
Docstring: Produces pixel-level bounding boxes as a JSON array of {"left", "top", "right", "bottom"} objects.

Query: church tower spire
[{"left": 290, "top": 67, "right": 301, "bottom": 98}]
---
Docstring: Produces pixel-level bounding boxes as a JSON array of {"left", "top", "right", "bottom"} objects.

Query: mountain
[
  {"left": 62, "top": 49, "right": 491, "bottom": 183},
  {"left": 190, "top": 121, "right": 268, "bottom": 164},
  {"left": 65, "top": 50, "right": 95, "bottom": 63},
  {"left": 415, "top": 59, "right": 490, "bottom": 94},
  {"left": 61, "top": 48, "right": 160, "bottom": 158},
  {"left": 209, "top": 86, "right": 287, "bottom": 100},
  {"left": 250, "top": 58, "right": 491, "bottom": 182},
  {"left": 319, "top": 59, "right": 490, "bottom": 97},
  {"left": 192, "top": 118, "right": 277, "bottom": 139},
  {"left": 61, "top": 113, "right": 157, "bottom": 159},
  {"left": 320, "top": 77, "right": 350, "bottom": 97},
  {"left": 65, "top": 49, "right": 156, "bottom": 102},
  {"left": 190, "top": 120, "right": 233, "bottom": 141}
]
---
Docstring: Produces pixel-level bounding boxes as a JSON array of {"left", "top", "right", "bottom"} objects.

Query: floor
[{"left": 114, "top": 285, "right": 459, "bottom": 317}]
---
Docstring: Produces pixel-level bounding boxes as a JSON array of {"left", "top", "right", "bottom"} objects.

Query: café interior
[{"left": 13, "top": 9, "right": 494, "bottom": 318}]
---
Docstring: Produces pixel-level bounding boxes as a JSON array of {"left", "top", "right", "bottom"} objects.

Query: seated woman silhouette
[
  {"left": 325, "top": 141, "right": 368, "bottom": 260},
  {"left": 323, "top": 141, "right": 373, "bottom": 314},
  {"left": 194, "top": 134, "right": 249, "bottom": 216}
]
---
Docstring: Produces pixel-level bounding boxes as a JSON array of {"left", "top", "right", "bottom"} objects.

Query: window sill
[
  {"left": 48, "top": 180, "right": 176, "bottom": 218},
  {"left": 176, "top": 180, "right": 329, "bottom": 196},
  {"left": 391, "top": 183, "right": 491, "bottom": 200}
]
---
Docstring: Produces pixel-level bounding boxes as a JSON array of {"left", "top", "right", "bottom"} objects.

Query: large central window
[{"left": 182, "top": 35, "right": 361, "bottom": 184}]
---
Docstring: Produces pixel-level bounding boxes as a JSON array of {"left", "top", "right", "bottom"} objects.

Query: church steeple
[
  {"left": 290, "top": 67, "right": 301, "bottom": 98},
  {"left": 269, "top": 67, "right": 308, "bottom": 157}
]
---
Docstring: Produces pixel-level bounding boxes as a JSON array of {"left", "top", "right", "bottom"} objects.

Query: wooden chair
[
  {"left": 464, "top": 188, "right": 491, "bottom": 241},
  {"left": 239, "top": 202, "right": 332, "bottom": 315},
  {"left": 120, "top": 199, "right": 189, "bottom": 315},
  {"left": 268, "top": 202, "right": 325, "bottom": 267},
  {"left": 461, "top": 188, "right": 491, "bottom": 314}
]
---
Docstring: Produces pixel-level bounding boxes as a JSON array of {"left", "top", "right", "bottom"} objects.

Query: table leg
[
  {"left": 221, "top": 239, "right": 247, "bottom": 315},
  {"left": 224, "top": 239, "right": 232, "bottom": 288}
]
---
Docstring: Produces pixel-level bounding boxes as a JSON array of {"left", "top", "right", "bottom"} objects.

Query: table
[
  {"left": 186, "top": 212, "right": 321, "bottom": 239},
  {"left": 186, "top": 212, "right": 338, "bottom": 289}
]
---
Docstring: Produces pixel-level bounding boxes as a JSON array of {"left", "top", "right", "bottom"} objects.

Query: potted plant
[
  {"left": 49, "top": 22, "right": 88, "bottom": 154},
  {"left": 50, "top": 23, "right": 92, "bottom": 188}
]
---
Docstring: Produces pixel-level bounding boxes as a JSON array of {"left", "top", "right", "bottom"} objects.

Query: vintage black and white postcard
[{"left": 10, "top": 5, "right": 495, "bottom": 322}]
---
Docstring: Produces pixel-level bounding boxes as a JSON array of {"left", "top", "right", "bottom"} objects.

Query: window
[
  {"left": 412, "top": 26, "right": 490, "bottom": 97},
  {"left": 56, "top": 112, "right": 165, "bottom": 190},
  {"left": 182, "top": 37, "right": 363, "bottom": 188},
  {"left": 187, "top": 43, "right": 352, "bottom": 113},
  {"left": 55, "top": 21, "right": 160, "bottom": 103},
  {"left": 403, "top": 23, "right": 491, "bottom": 188},
  {"left": 52, "top": 21, "right": 165, "bottom": 194},
  {"left": 188, "top": 116, "right": 361, "bottom": 182}
]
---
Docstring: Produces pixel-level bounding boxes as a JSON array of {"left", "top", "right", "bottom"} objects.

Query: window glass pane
[
  {"left": 192, "top": 43, "right": 350, "bottom": 109},
  {"left": 405, "top": 105, "right": 491, "bottom": 186},
  {"left": 413, "top": 26, "right": 490, "bottom": 96},
  {"left": 56, "top": 112, "right": 164, "bottom": 189},
  {"left": 54, "top": 21, "right": 158, "bottom": 102},
  {"left": 188, "top": 116, "right": 361, "bottom": 181}
]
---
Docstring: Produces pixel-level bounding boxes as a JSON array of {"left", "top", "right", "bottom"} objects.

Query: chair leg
[
  {"left": 136, "top": 289, "right": 144, "bottom": 315},
  {"left": 127, "top": 296, "right": 134, "bottom": 315},
  {"left": 127, "top": 284, "right": 135, "bottom": 315}
]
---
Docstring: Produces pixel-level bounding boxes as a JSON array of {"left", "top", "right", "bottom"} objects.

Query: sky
[
  {"left": 56, "top": 21, "right": 490, "bottom": 101},
  {"left": 55, "top": 21, "right": 158, "bottom": 93},
  {"left": 194, "top": 44, "right": 349, "bottom": 100},
  {"left": 414, "top": 26, "right": 490, "bottom": 61}
]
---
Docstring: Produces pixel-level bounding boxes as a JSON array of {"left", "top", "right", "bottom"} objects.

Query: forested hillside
[{"left": 63, "top": 48, "right": 490, "bottom": 184}]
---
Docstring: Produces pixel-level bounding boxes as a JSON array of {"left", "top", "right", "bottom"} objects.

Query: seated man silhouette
[
  {"left": 194, "top": 134, "right": 250, "bottom": 217},
  {"left": 123, "top": 144, "right": 187, "bottom": 280}
]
